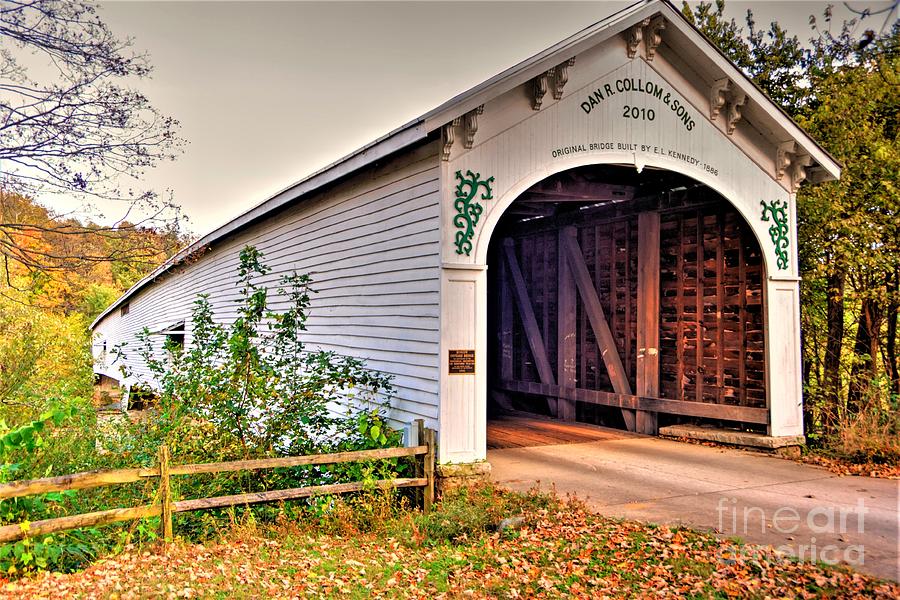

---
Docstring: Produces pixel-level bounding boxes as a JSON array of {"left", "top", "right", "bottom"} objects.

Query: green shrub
[
  {"left": 114, "top": 247, "right": 405, "bottom": 533},
  {"left": 0, "top": 245, "right": 403, "bottom": 576},
  {"left": 0, "top": 404, "right": 113, "bottom": 575},
  {"left": 121, "top": 245, "right": 395, "bottom": 461},
  {"left": 0, "top": 296, "right": 92, "bottom": 415}
]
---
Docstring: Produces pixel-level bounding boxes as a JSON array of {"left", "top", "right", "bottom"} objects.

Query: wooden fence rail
[{"left": 0, "top": 428, "right": 436, "bottom": 544}]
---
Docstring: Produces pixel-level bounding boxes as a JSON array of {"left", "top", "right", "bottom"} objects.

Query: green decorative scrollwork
[
  {"left": 760, "top": 199, "right": 790, "bottom": 270},
  {"left": 453, "top": 169, "right": 495, "bottom": 256}
]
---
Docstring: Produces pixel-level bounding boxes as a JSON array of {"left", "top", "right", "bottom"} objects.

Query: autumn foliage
[
  {"left": 0, "top": 191, "right": 185, "bottom": 416},
  {"left": 3, "top": 485, "right": 897, "bottom": 598}
]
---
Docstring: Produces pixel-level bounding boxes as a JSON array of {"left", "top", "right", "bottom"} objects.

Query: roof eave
[
  {"left": 661, "top": 2, "right": 841, "bottom": 181},
  {"left": 419, "top": 0, "right": 841, "bottom": 181},
  {"left": 90, "top": 120, "right": 429, "bottom": 329}
]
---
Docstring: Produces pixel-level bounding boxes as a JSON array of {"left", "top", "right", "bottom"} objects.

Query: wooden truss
[{"left": 495, "top": 210, "right": 768, "bottom": 434}]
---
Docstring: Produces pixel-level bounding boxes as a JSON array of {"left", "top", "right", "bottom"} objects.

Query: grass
[{"left": 2, "top": 483, "right": 897, "bottom": 599}]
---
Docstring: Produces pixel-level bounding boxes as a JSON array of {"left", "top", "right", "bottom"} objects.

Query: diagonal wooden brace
[
  {"left": 503, "top": 240, "right": 557, "bottom": 389},
  {"left": 560, "top": 226, "right": 636, "bottom": 431}
]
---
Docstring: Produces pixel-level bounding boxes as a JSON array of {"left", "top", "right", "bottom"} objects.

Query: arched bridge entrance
[{"left": 486, "top": 165, "right": 767, "bottom": 437}]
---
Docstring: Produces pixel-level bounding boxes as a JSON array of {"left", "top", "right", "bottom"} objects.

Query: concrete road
[{"left": 489, "top": 434, "right": 899, "bottom": 581}]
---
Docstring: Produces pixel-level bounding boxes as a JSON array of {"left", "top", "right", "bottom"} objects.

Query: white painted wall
[
  {"left": 93, "top": 141, "right": 443, "bottom": 428},
  {"left": 437, "top": 43, "right": 804, "bottom": 463}
]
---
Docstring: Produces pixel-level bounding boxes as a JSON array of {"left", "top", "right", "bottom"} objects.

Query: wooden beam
[
  {"left": 541, "top": 235, "right": 557, "bottom": 417},
  {"left": 676, "top": 215, "right": 685, "bottom": 401},
  {"left": 505, "top": 203, "right": 556, "bottom": 217},
  {"left": 526, "top": 179, "right": 636, "bottom": 201},
  {"left": 623, "top": 221, "right": 634, "bottom": 430},
  {"left": 423, "top": 428, "right": 435, "bottom": 513},
  {"left": 716, "top": 212, "right": 726, "bottom": 404},
  {"left": 498, "top": 252, "right": 514, "bottom": 383},
  {"left": 0, "top": 505, "right": 161, "bottom": 543},
  {"left": 158, "top": 445, "right": 173, "bottom": 542},
  {"left": 518, "top": 193, "right": 629, "bottom": 203},
  {"left": 738, "top": 222, "right": 747, "bottom": 406},
  {"left": 0, "top": 445, "right": 430, "bottom": 501},
  {"left": 499, "top": 379, "right": 768, "bottom": 424},
  {"left": 0, "top": 476, "right": 430, "bottom": 544},
  {"left": 165, "top": 446, "right": 427, "bottom": 478},
  {"left": 560, "top": 227, "right": 636, "bottom": 430},
  {"left": 503, "top": 239, "right": 556, "bottom": 386},
  {"left": 174, "top": 479, "right": 428, "bottom": 514},
  {"left": 696, "top": 211, "right": 705, "bottom": 404},
  {"left": 0, "top": 467, "right": 151, "bottom": 500},
  {"left": 636, "top": 212, "right": 660, "bottom": 435},
  {"left": 557, "top": 229, "right": 577, "bottom": 421}
]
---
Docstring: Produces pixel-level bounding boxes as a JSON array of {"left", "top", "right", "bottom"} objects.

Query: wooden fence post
[
  {"left": 414, "top": 419, "right": 424, "bottom": 508},
  {"left": 423, "top": 428, "right": 435, "bottom": 513},
  {"left": 158, "top": 445, "right": 173, "bottom": 542}
]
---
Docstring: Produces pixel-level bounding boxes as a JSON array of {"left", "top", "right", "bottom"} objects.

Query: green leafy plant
[
  {"left": 110, "top": 246, "right": 405, "bottom": 540},
  {"left": 0, "top": 246, "right": 404, "bottom": 577},
  {"left": 0, "top": 405, "right": 77, "bottom": 455},
  {"left": 0, "top": 404, "right": 102, "bottom": 575},
  {"left": 123, "top": 245, "right": 395, "bottom": 460}
]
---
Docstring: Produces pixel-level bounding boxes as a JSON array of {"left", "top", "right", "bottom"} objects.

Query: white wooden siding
[
  {"left": 93, "top": 140, "right": 442, "bottom": 426},
  {"left": 435, "top": 37, "right": 808, "bottom": 461}
]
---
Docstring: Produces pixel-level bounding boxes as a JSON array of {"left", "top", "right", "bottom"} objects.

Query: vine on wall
[
  {"left": 760, "top": 199, "right": 790, "bottom": 270},
  {"left": 453, "top": 170, "right": 495, "bottom": 256}
]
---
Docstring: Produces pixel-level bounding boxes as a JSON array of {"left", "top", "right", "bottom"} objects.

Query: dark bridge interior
[{"left": 486, "top": 164, "right": 767, "bottom": 435}]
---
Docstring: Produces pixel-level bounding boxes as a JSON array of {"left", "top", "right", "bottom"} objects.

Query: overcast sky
[{"left": 85, "top": 1, "right": 893, "bottom": 235}]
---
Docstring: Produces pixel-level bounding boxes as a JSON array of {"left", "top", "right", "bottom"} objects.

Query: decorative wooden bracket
[
  {"left": 531, "top": 58, "right": 576, "bottom": 110},
  {"left": 463, "top": 105, "right": 483, "bottom": 149},
  {"left": 626, "top": 18, "right": 652, "bottom": 59},
  {"left": 626, "top": 16, "right": 665, "bottom": 60},
  {"left": 790, "top": 154, "right": 812, "bottom": 190},
  {"left": 775, "top": 141, "right": 811, "bottom": 191},
  {"left": 440, "top": 105, "right": 484, "bottom": 160},
  {"left": 709, "top": 78, "right": 731, "bottom": 120},
  {"left": 645, "top": 16, "right": 666, "bottom": 61},
  {"left": 532, "top": 70, "right": 551, "bottom": 110},
  {"left": 441, "top": 117, "right": 461, "bottom": 161},
  {"left": 709, "top": 78, "right": 746, "bottom": 134},
  {"left": 725, "top": 91, "right": 747, "bottom": 135},
  {"left": 775, "top": 141, "right": 795, "bottom": 180},
  {"left": 552, "top": 57, "right": 576, "bottom": 99}
]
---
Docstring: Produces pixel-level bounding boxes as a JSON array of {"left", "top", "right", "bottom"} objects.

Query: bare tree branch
[{"left": 0, "top": 0, "right": 188, "bottom": 284}]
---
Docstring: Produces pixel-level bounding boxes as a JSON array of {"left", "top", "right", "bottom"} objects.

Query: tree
[
  {"left": 797, "top": 54, "right": 900, "bottom": 413},
  {"left": 0, "top": 294, "right": 92, "bottom": 412},
  {"left": 1, "top": 0, "right": 185, "bottom": 283},
  {"left": 680, "top": 0, "right": 805, "bottom": 112},
  {"left": 0, "top": 191, "right": 183, "bottom": 311}
]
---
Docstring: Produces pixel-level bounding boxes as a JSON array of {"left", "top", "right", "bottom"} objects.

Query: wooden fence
[{"left": 0, "top": 428, "right": 436, "bottom": 544}]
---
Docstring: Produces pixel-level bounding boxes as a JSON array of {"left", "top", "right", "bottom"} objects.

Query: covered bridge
[{"left": 91, "top": 0, "right": 840, "bottom": 466}]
